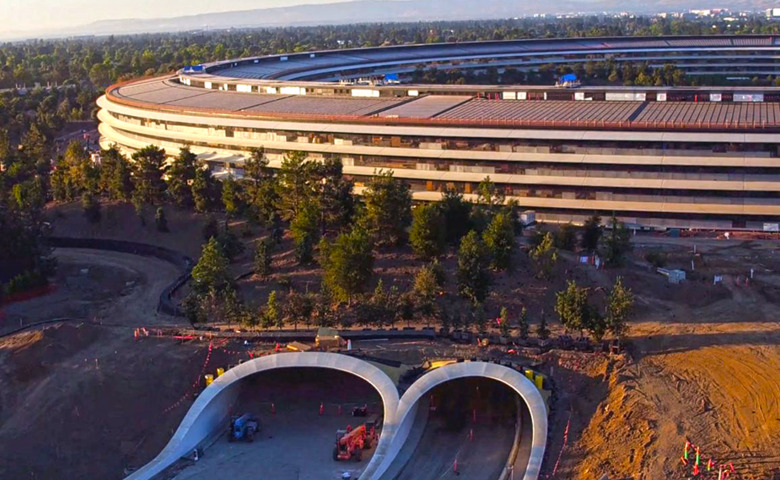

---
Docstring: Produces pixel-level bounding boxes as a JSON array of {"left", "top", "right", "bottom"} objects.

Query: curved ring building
[{"left": 99, "top": 35, "right": 780, "bottom": 230}]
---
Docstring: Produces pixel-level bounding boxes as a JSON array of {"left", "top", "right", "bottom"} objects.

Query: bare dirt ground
[{"left": 4, "top": 203, "right": 780, "bottom": 480}]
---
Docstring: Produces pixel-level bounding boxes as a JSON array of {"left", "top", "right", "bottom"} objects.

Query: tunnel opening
[
  {"left": 173, "top": 367, "right": 384, "bottom": 480},
  {"left": 390, "top": 377, "right": 525, "bottom": 480}
]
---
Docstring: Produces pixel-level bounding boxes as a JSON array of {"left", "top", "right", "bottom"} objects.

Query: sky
[{"left": 2, "top": 0, "right": 348, "bottom": 34}]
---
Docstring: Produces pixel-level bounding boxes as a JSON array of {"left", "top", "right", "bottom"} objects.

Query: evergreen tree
[
  {"left": 290, "top": 201, "right": 320, "bottom": 264},
  {"left": 191, "top": 237, "right": 232, "bottom": 294},
  {"left": 320, "top": 226, "right": 374, "bottom": 303},
  {"left": 518, "top": 307, "right": 529, "bottom": 340},
  {"left": 361, "top": 170, "right": 412, "bottom": 247},
  {"left": 131, "top": 145, "right": 167, "bottom": 207},
  {"left": 581, "top": 214, "right": 602, "bottom": 252},
  {"left": 498, "top": 306, "right": 510, "bottom": 336},
  {"left": 317, "top": 158, "right": 355, "bottom": 234},
  {"left": 439, "top": 188, "right": 472, "bottom": 244},
  {"left": 276, "top": 151, "right": 318, "bottom": 221},
  {"left": 537, "top": 310, "right": 550, "bottom": 340},
  {"left": 483, "top": 211, "right": 516, "bottom": 270},
  {"left": 262, "top": 290, "right": 280, "bottom": 330},
  {"left": 409, "top": 203, "right": 447, "bottom": 259},
  {"left": 254, "top": 238, "right": 273, "bottom": 278},
  {"left": 284, "top": 290, "right": 314, "bottom": 331},
  {"left": 457, "top": 230, "right": 491, "bottom": 304},
  {"left": 221, "top": 175, "right": 244, "bottom": 218},
  {"left": 605, "top": 276, "right": 634, "bottom": 338},
  {"left": 192, "top": 166, "right": 219, "bottom": 213},
  {"left": 202, "top": 215, "right": 219, "bottom": 241},
  {"left": 555, "top": 280, "right": 589, "bottom": 335},
  {"left": 99, "top": 146, "right": 133, "bottom": 201},
  {"left": 530, "top": 231, "right": 558, "bottom": 279},
  {"left": 81, "top": 191, "right": 100, "bottom": 223},
  {"left": 155, "top": 207, "right": 168, "bottom": 232},
  {"left": 554, "top": 223, "right": 578, "bottom": 251},
  {"left": 167, "top": 147, "right": 198, "bottom": 207},
  {"left": 603, "top": 214, "right": 632, "bottom": 267}
]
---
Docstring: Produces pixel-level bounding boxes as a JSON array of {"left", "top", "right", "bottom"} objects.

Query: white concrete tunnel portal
[{"left": 125, "top": 352, "right": 548, "bottom": 480}]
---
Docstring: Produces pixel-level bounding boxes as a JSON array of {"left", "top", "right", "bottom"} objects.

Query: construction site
[{"left": 2, "top": 204, "right": 780, "bottom": 480}]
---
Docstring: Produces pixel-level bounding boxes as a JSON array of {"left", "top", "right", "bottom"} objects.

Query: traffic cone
[
  {"left": 453, "top": 458, "right": 459, "bottom": 474},
  {"left": 271, "top": 402, "right": 276, "bottom": 415},
  {"left": 469, "top": 429, "right": 474, "bottom": 441},
  {"left": 319, "top": 402, "right": 324, "bottom": 416}
]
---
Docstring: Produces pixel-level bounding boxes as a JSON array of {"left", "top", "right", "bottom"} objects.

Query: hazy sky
[{"left": 2, "top": 0, "right": 348, "bottom": 33}]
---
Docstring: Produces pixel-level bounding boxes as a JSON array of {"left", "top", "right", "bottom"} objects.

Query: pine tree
[
  {"left": 81, "top": 191, "right": 100, "bottom": 223},
  {"left": 167, "top": 147, "right": 197, "bottom": 207},
  {"left": 100, "top": 146, "right": 133, "bottom": 201},
  {"left": 254, "top": 238, "right": 273, "bottom": 278},
  {"left": 221, "top": 175, "right": 243, "bottom": 218},
  {"left": 191, "top": 237, "right": 232, "bottom": 294},
  {"left": 483, "top": 211, "right": 516, "bottom": 271},
  {"left": 318, "top": 158, "right": 354, "bottom": 234},
  {"left": 320, "top": 226, "right": 374, "bottom": 304},
  {"left": 360, "top": 170, "right": 412, "bottom": 247},
  {"left": 581, "top": 215, "right": 602, "bottom": 252},
  {"left": 409, "top": 203, "right": 446, "bottom": 259},
  {"left": 603, "top": 214, "right": 632, "bottom": 267},
  {"left": 605, "top": 276, "right": 634, "bottom": 338},
  {"left": 155, "top": 207, "right": 168, "bottom": 232},
  {"left": 130, "top": 145, "right": 167, "bottom": 207},
  {"left": 276, "top": 151, "right": 318, "bottom": 221},
  {"left": 290, "top": 201, "right": 320, "bottom": 264},
  {"left": 457, "top": 230, "right": 491, "bottom": 304},
  {"left": 518, "top": 307, "right": 529, "bottom": 340},
  {"left": 530, "top": 231, "right": 558, "bottom": 280},
  {"left": 537, "top": 310, "right": 550, "bottom": 341},
  {"left": 439, "top": 188, "right": 472, "bottom": 244},
  {"left": 555, "top": 280, "right": 589, "bottom": 335},
  {"left": 498, "top": 306, "right": 510, "bottom": 336},
  {"left": 192, "top": 166, "right": 217, "bottom": 213}
]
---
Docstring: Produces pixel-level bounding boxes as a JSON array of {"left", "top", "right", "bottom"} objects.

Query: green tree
[
  {"left": 518, "top": 307, "right": 529, "bottom": 340},
  {"left": 536, "top": 310, "right": 550, "bottom": 341},
  {"left": 439, "top": 188, "right": 472, "bottom": 244},
  {"left": 361, "top": 170, "right": 412, "bottom": 247},
  {"left": 413, "top": 264, "right": 439, "bottom": 300},
  {"left": 605, "top": 276, "right": 634, "bottom": 338},
  {"left": 483, "top": 211, "right": 516, "bottom": 270},
  {"left": 155, "top": 207, "right": 168, "bottom": 232},
  {"left": 167, "top": 147, "right": 198, "bottom": 207},
  {"left": 554, "top": 223, "right": 578, "bottom": 251},
  {"left": 276, "top": 151, "right": 318, "bottom": 221},
  {"left": 202, "top": 215, "right": 219, "bottom": 241},
  {"left": 581, "top": 215, "right": 602, "bottom": 252},
  {"left": 320, "top": 226, "right": 374, "bottom": 303},
  {"left": 409, "top": 203, "right": 447, "bottom": 259},
  {"left": 317, "top": 158, "right": 354, "bottom": 234},
  {"left": 192, "top": 166, "right": 218, "bottom": 213},
  {"left": 530, "top": 231, "right": 558, "bottom": 279},
  {"left": 284, "top": 290, "right": 314, "bottom": 331},
  {"left": 603, "top": 214, "right": 632, "bottom": 267},
  {"left": 263, "top": 290, "right": 281, "bottom": 329},
  {"left": 457, "top": 230, "right": 491, "bottom": 304},
  {"left": 555, "top": 280, "right": 589, "bottom": 334},
  {"left": 99, "top": 146, "right": 133, "bottom": 201},
  {"left": 254, "top": 238, "right": 273, "bottom": 278},
  {"left": 221, "top": 175, "right": 244, "bottom": 218},
  {"left": 290, "top": 201, "right": 320, "bottom": 263},
  {"left": 131, "top": 145, "right": 167, "bottom": 207},
  {"left": 498, "top": 306, "right": 510, "bottom": 336},
  {"left": 191, "top": 237, "right": 232, "bottom": 294},
  {"left": 81, "top": 191, "right": 100, "bottom": 223}
]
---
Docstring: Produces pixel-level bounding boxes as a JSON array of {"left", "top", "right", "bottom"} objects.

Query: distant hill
[{"left": 5, "top": 0, "right": 777, "bottom": 41}]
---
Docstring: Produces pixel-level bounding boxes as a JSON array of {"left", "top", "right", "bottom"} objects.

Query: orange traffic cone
[
  {"left": 271, "top": 402, "right": 276, "bottom": 415},
  {"left": 453, "top": 458, "right": 459, "bottom": 474},
  {"left": 319, "top": 402, "right": 324, "bottom": 416}
]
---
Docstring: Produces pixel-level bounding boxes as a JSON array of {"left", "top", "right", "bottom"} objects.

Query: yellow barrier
[
  {"left": 216, "top": 367, "right": 225, "bottom": 377},
  {"left": 205, "top": 374, "right": 214, "bottom": 386}
]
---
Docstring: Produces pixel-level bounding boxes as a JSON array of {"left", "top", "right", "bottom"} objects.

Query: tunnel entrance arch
[
  {"left": 125, "top": 352, "right": 400, "bottom": 480},
  {"left": 372, "top": 362, "right": 547, "bottom": 480}
]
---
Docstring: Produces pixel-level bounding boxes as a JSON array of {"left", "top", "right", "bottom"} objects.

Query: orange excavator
[{"left": 332, "top": 415, "right": 379, "bottom": 462}]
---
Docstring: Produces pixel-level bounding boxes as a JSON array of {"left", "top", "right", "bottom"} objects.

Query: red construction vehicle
[{"left": 332, "top": 415, "right": 380, "bottom": 462}]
